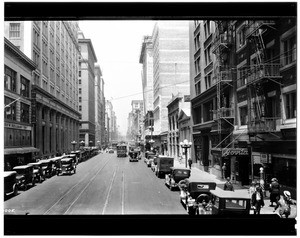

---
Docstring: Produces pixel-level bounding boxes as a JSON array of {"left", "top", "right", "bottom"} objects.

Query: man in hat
[
  {"left": 269, "top": 178, "right": 280, "bottom": 207},
  {"left": 224, "top": 177, "right": 234, "bottom": 191}
]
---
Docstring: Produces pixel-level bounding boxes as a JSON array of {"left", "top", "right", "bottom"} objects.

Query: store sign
[
  {"left": 4, "top": 122, "right": 32, "bottom": 131},
  {"left": 222, "top": 148, "right": 248, "bottom": 157}
]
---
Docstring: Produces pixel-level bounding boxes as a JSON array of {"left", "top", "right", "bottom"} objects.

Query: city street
[{"left": 4, "top": 152, "right": 187, "bottom": 215}]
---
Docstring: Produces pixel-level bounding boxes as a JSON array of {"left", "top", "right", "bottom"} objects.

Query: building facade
[
  {"left": 139, "top": 35, "right": 154, "bottom": 145},
  {"left": 94, "top": 64, "right": 105, "bottom": 148},
  {"left": 78, "top": 31, "right": 97, "bottom": 147},
  {"left": 4, "top": 37, "right": 38, "bottom": 169},
  {"left": 167, "top": 93, "right": 191, "bottom": 159},
  {"left": 5, "top": 21, "right": 81, "bottom": 158},
  {"left": 189, "top": 19, "right": 296, "bottom": 195},
  {"left": 151, "top": 21, "right": 190, "bottom": 152}
]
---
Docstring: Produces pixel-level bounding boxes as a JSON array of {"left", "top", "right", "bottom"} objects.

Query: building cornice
[{"left": 4, "top": 37, "right": 37, "bottom": 70}]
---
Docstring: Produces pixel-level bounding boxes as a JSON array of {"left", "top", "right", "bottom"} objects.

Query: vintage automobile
[
  {"left": 116, "top": 144, "right": 127, "bottom": 157},
  {"left": 151, "top": 156, "right": 158, "bottom": 172},
  {"left": 13, "top": 164, "right": 35, "bottom": 190},
  {"left": 165, "top": 167, "right": 191, "bottom": 191},
  {"left": 49, "top": 156, "right": 63, "bottom": 175},
  {"left": 146, "top": 154, "right": 156, "bottom": 167},
  {"left": 179, "top": 179, "right": 216, "bottom": 215},
  {"left": 144, "top": 151, "right": 155, "bottom": 163},
  {"left": 64, "top": 154, "right": 77, "bottom": 165},
  {"left": 155, "top": 156, "right": 174, "bottom": 178},
  {"left": 28, "top": 161, "right": 44, "bottom": 183},
  {"left": 70, "top": 150, "right": 83, "bottom": 164},
  {"left": 129, "top": 149, "right": 139, "bottom": 162},
  {"left": 209, "top": 188, "right": 251, "bottom": 215},
  {"left": 4, "top": 171, "right": 18, "bottom": 197},
  {"left": 60, "top": 157, "right": 76, "bottom": 175},
  {"left": 39, "top": 159, "right": 51, "bottom": 178}
]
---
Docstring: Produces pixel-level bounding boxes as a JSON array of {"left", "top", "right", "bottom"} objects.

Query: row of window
[{"left": 4, "top": 96, "right": 30, "bottom": 123}]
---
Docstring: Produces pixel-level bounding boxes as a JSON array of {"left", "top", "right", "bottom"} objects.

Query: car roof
[
  {"left": 13, "top": 164, "right": 33, "bottom": 169},
  {"left": 61, "top": 157, "right": 73, "bottom": 162},
  {"left": 4, "top": 171, "right": 17, "bottom": 177},
  {"left": 158, "top": 155, "right": 174, "bottom": 159},
  {"left": 210, "top": 188, "right": 251, "bottom": 199},
  {"left": 28, "top": 161, "right": 43, "bottom": 165}
]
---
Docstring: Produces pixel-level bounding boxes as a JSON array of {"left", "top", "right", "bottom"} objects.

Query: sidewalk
[{"left": 173, "top": 158, "right": 297, "bottom": 218}]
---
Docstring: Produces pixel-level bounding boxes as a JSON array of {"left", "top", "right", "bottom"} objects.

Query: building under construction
[{"left": 189, "top": 19, "right": 296, "bottom": 197}]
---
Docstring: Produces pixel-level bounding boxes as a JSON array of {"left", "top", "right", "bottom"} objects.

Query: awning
[{"left": 4, "top": 147, "right": 40, "bottom": 155}]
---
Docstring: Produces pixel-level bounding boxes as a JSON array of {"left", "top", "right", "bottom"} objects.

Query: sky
[{"left": 79, "top": 21, "right": 156, "bottom": 136}]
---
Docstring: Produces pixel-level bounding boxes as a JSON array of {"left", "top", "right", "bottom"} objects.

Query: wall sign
[{"left": 222, "top": 148, "right": 249, "bottom": 157}]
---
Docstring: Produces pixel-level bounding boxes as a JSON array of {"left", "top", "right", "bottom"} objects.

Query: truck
[{"left": 155, "top": 155, "right": 174, "bottom": 178}]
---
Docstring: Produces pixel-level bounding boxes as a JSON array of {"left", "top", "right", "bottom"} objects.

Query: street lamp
[
  {"left": 180, "top": 139, "right": 192, "bottom": 168},
  {"left": 71, "top": 141, "right": 77, "bottom": 152},
  {"left": 149, "top": 139, "right": 155, "bottom": 152}
]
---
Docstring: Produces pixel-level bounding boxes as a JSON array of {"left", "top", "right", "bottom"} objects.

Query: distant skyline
[{"left": 79, "top": 20, "right": 156, "bottom": 136}]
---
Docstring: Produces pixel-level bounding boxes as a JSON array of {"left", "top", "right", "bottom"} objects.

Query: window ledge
[
  {"left": 280, "top": 62, "right": 296, "bottom": 72},
  {"left": 236, "top": 43, "right": 247, "bottom": 54}
]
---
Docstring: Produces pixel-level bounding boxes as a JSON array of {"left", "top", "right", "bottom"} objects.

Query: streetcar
[{"left": 116, "top": 143, "right": 127, "bottom": 157}]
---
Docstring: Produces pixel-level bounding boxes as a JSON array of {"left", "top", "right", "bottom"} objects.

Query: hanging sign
[{"left": 222, "top": 148, "right": 249, "bottom": 157}]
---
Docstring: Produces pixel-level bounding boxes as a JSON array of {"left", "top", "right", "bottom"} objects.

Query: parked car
[
  {"left": 49, "top": 156, "right": 63, "bottom": 175},
  {"left": 179, "top": 179, "right": 216, "bottom": 215},
  {"left": 70, "top": 150, "right": 83, "bottom": 164},
  {"left": 144, "top": 151, "right": 155, "bottom": 163},
  {"left": 28, "top": 161, "right": 44, "bottom": 183},
  {"left": 146, "top": 154, "right": 156, "bottom": 167},
  {"left": 209, "top": 188, "right": 251, "bottom": 215},
  {"left": 60, "top": 157, "right": 76, "bottom": 175},
  {"left": 40, "top": 159, "right": 51, "bottom": 178},
  {"left": 4, "top": 171, "right": 18, "bottom": 197},
  {"left": 13, "top": 164, "right": 35, "bottom": 190},
  {"left": 155, "top": 156, "right": 174, "bottom": 178},
  {"left": 165, "top": 167, "right": 191, "bottom": 191}
]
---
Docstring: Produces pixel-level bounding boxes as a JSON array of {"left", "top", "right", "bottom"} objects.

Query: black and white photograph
[{"left": 3, "top": 1, "right": 297, "bottom": 236}]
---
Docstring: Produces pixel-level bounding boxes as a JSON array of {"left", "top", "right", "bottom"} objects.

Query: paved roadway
[{"left": 4, "top": 152, "right": 187, "bottom": 215}]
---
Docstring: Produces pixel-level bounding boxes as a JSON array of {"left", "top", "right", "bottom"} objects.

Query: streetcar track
[
  {"left": 101, "top": 163, "right": 120, "bottom": 215},
  {"left": 121, "top": 171, "right": 125, "bottom": 214},
  {"left": 43, "top": 157, "right": 111, "bottom": 215}
]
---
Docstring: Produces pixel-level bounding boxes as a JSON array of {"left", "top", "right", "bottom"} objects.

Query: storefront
[
  {"left": 211, "top": 147, "right": 250, "bottom": 185},
  {"left": 4, "top": 147, "right": 40, "bottom": 170}
]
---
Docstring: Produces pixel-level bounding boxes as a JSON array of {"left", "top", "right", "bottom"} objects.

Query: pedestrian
[
  {"left": 269, "top": 178, "right": 280, "bottom": 207},
  {"left": 249, "top": 180, "right": 257, "bottom": 198},
  {"left": 273, "top": 190, "right": 296, "bottom": 218},
  {"left": 251, "top": 185, "right": 265, "bottom": 215},
  {"left": 222, "top": 163, "right": 227, "bottom": 179},
  {"left": 178, "top": 178, "right": 190, "bottom": 199},
  {"left": 224, "top": 177, "right": 234, "bottom": 191},
  {"left": 188, "top": 157, "right": 192, "bottom": 170}
]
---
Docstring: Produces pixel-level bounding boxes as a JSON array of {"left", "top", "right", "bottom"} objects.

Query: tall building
[
  {"left": 139, "top": 35, "right": 154, "bottom": 146},
  {"left": 151, "top": 21, "right": 190, "bottom": 152},
  {"left": 4, "top": 37, "right": 38, "bottom": 169},
  {"left": 78, "top": 31, "right": 97, "bottom": 147},
  {"left": 5, "top": 21, "right": 81, "bottom": 158},
  {"left": 94, "top": 63, "right": 105, "bottom": 148},
  {"left": 189, "top": 19, "right": 296, "bottom": 196}
]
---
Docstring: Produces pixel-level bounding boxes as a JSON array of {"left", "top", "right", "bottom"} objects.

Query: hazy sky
[{"left": 79, "top": 20, "right": 156, "bottom": 136}]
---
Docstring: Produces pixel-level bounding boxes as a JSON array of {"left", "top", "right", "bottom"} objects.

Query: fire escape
[
  {"left": 244, "top": 21, "right": 282, "bottom": 137},
  {"left": 211, "top": 21, "right": 235, "bottom": 152}
]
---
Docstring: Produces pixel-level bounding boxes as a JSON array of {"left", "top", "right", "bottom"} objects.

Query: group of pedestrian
[{"left": 248, "top": 177, "right": 295, "bottom": 217}]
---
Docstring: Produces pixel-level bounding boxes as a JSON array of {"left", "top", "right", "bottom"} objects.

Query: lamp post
[
  {"left": 149, "top": 139, "right": 155, "bottom": 152},
  {"left": 180, "top": 139, "right": 192, "bottom": 168},
  {"left": 71, "top": 141, "right": 77, "bottom": 152}
]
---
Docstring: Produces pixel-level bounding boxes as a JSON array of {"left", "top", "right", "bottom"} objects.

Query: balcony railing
[
  {"left": 248, "top": 117, "right": 279, "bottom": 134},
  {"left": 212, "top": 108, "right": 234, "bottom": 119},
  {"left": 212, "top": 33, "right": 232, "bottom": 53},
  {"left": 246, "top": 20, "right": 276, "bottom": 38},
  {"left": 237, "top": 64, "right": 281, "bottom": 87},
  {"left": 247, "top": 64, "right": 282, "bottom": 84}
]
